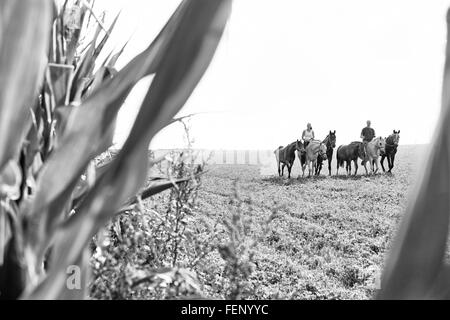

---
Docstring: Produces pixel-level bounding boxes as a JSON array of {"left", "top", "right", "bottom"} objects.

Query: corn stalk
[
  {"left": 0, "top": 0, "right": 231, "bottom": 299},
  {"left": 378, "top": 8, "right": 450, "bottom": 299}
]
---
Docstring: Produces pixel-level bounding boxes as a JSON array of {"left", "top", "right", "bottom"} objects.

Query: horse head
[
  {"left": 376, "top": 136, "right": 386, "bottom": 153},
  {"left": 328, "top": 130, "right": 336, "bottom": 148},
  {"left": 296, "top": 139, "right": 305, "bottom": 153},
  {"left": 391, "top": 130, "right": 400, "bottom": 146}
]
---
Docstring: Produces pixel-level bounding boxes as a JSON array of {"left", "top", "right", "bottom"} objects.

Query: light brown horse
[
  {"left": 298, "top": 140, "right": 327, "bottom": 177},
  {"left": 362, "top": 136, "right": 386, "bottom": 174}
]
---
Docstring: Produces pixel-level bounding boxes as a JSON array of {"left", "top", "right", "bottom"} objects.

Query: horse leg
[
  {"left": 277, "top": 161, "right": 281, "bottom": 176},
  {"left": 328, "top": 158, "right": 332, "bottom": 176},
  {"left": 308, "top": 161, "right": 311, "bottom": 177},
  {"left": 354, "top": 159, "right": 358, "bottom": 175},
  {"left": 374, "top": 158, "right": 379, "bottom": 174},
  {"left": 281, "top": 163, "right": 285, "bottom": 176},
  {"left": 389, "top": 154, "right": 395, "bottom": 173},
  {"left": 369, "top": 158, "right": 375, "bottom": 174},
  {"left": 362, "top": 160, "right": 368, "bottom": 175},
  {"left": 380, "top": 155, "right": 386, "bottom": 172},
  {"left": 288, "top": 163, "right": 292, "bottom": 179},
  {"left": 386, "top": 155, "right": 391, "bottom": 173}
]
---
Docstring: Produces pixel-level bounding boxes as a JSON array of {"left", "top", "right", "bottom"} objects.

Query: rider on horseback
[
  {"left": 360, "top": 120, "right": 375, "bottom": 162},
  {"left": 302, "top": 123, "right": 315, "bottom": 149}
]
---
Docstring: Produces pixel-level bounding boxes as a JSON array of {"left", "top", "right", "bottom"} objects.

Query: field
[
  {"left": 90, "top": 144, "right": 427, "bottom": 300},
  {"left": 193, "top": 144, "right": 427, "bottom": 299}
]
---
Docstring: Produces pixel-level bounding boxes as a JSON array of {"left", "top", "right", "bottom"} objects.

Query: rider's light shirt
[{"left": 302, "top": 129, "right": 314, "bottom": 142}]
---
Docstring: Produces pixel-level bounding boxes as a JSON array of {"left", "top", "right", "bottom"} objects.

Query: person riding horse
[
  {"left": 360, "top": 120, "right": 375, "bottom": 156},
  {"left": 302, "top": 123, "right": 315, "bottom": 149}
]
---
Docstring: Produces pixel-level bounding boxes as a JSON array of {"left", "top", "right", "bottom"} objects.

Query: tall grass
[{"left": 0, "top": 0, "right": 231, "bottom": 299}]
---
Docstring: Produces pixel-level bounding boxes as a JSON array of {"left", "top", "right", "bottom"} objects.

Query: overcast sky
[{"left": 94, "top": 0, "right": 450, "bottom": 149}]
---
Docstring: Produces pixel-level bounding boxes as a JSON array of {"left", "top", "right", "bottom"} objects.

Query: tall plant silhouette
[
  {"left": 0, "top": 0, "right": 231, "bottom": 299},
  {"left": 378, "top": 8, "right": 450, "bottom": 299}
]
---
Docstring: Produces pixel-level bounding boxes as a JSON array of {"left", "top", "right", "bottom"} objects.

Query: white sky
[{"left": 94, "top": 0, "right": 450, "bottom": 149}]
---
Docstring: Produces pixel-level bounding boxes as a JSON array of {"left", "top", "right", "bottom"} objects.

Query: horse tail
[
  {"left": 336, "top": 156, "right": 344, "bottom": 168},
  {"left": 336, "top": 146, "right": 344, "bottom": 168}
]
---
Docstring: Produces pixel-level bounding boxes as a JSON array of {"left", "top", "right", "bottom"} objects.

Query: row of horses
[{"left": 274, "top": 130, "right": 401, "bottom": 178}]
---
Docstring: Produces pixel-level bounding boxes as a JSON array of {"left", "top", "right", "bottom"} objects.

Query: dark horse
[
  {"left": 336, "top": 141, "right": 366, "bottom": 175},
  {"left": 274, "top": 140, "right": 304, "bottom": 178},
  {"left": 380, "top": 130, "right": 400, "bottom": 173},
  {"left": 315, "top": 130, "right": 336, "bottom": 176}
]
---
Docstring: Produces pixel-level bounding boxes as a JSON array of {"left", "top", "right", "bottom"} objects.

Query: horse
[
  {"left": 274, "top": 140, "right": 304, "bottom": 179},
  {"left": 315, "top": 130, "right": 336, "bottom": 176},
  {"left": 336, "top": 141, "right": 366, "bottom": 175},
  {"left": 380, "top": 130, "right": 400, "bottom": 173},
  {"left": 298, "top": 139, "right": 327, "bottom": 177},
  {"left": 362, "top": 136, "right": 386, "bottom": 174}
]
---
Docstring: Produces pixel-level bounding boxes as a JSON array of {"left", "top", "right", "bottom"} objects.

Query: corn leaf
[
  {"left": 107, "top": 38, "right": 130, "bottom": 68},
  {"left": 65, "top": 4, "right": 88, "bottom": 65},
  {"left": 19, "top": 0, "right": 189, "bottom": 271},
  {"left": 92, "top": 11, "right": 121, "bottom": 61},
  {"left": 0, "top": 0, "right": 52, "bottom": 171},
  {"left": 24, "top": 0, "right": 188, "bottom": 224},
  {"left": 22, "top": 0, "right": 231, "bottom": 299},
  {"left": 69, "top": 19, "right": 103, "bottom": 101},
  {"left": 378, "top": 9, "right": 450, "bottom": 299},
  {"left": 20, "top": 10, "right": 181, "bottom": 271},
  {"left": 48, "top": 63, "right": 74, "bottom": 107},
  {"left": 121, "top": 176, "right": 193, "bottom": 210}
]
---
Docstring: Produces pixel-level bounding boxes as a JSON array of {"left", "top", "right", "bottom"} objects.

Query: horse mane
[
  {"left": 386, "top": 134, "right": 393, "bottom": 144},
  {"left": 371, "top": 136, "right": 383, "bottom": 143},
  {"left": 386, "top": 133, "right": 399, "bottom": 147},
  {"left": 278, "top": 141, "right": 298, "bottom": 154}
]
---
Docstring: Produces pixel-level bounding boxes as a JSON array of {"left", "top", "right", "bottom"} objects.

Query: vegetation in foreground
[
  {"left": 0, "top": 0, "right": 231, "bottom": 299},
  {"left": 91, "top": 145, "right": 423, "bottom": 299}
]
